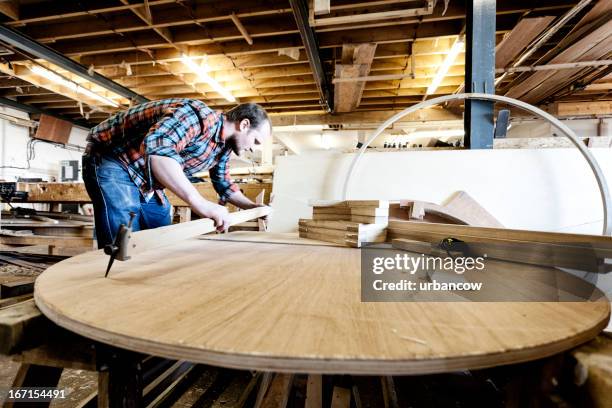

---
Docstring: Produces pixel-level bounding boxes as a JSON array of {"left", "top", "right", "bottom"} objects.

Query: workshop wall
[
  {"left": 270, "top": 148, "right": 612, "bottom": 235},
  {"left": 0, "top": 107, "right": 88, "bottom": 182}
]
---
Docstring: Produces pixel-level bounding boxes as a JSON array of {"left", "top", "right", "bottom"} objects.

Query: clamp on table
[{"left": 104, "top": 212, "right": 136, "bottom": 278}]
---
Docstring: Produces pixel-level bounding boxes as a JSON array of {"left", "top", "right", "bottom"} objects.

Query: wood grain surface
[{"left": 34, "top": 233, "right": 610, "bottom": 375}]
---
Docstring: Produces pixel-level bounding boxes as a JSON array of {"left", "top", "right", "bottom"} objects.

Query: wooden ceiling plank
[
  {"left": 495, "top": 16, "right": 555, "bottom": 69},
  {"left": 506, "top": 19, "right": 612, "bottom": 102},
  {"left": 230, "top": 12, "right": 253, "bottom": 45},
  {"left": 0, "top": 0, "right": 19, "bottom": 20}
]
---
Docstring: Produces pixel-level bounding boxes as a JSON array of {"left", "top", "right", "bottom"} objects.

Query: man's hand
[{"left": 201, "top": 204, "right": 231, "bottom": 232}]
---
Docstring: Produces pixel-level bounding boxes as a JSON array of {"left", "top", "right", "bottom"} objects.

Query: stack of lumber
[
  {"left": 300, "top": 200, "right": 389, "bottom": 247},
  {"left": 310, "top": 200, "right": 390, "bottom": 224},
  {"left": 298, "top": 219, "right": 386, "bottom": 247}
]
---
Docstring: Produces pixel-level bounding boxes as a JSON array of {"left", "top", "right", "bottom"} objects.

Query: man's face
[{"left": 229, "top": 119, "right": 272, "bottom": 155}]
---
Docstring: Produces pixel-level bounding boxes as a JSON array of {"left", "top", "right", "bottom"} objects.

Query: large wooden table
[{"left": 34, "top": 232, "right": 610, "bottom": 375}]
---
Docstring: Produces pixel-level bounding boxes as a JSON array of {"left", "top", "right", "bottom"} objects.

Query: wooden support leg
[
  {"left": 5, "top": 363, "right": 63, "bottom": 408},
  {"left": 176, "top": 207, "right": 192, "bottom": 223},
  {"left": 305, "top": 374, "right": 322, "bottom": 408},
  {"left": 381, "top": 376, "right": 399, "bottom": 408},
  {"left": 331, "top": 386, "right": 351, "bottom": 408},
  {"left": 255, "top": 373, "right": 294, "bottom": 408},
  {"left": 96, "top": 345, "right": 144, "bottom": 408}
]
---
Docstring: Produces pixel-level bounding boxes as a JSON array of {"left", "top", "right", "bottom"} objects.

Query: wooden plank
[
  {"left": 506, "top": 19, "right": 612, "bottom": 101},
  {"left": 0, "top": 233, "right": 93, "bottom": 248},
  {"left": 388, "top": 221, "right": 612, "bottom": 246},
  {"left": 175, "top": 207, "right": 192, "bottom": 223},
  {"left": 313, "top": 207, "right": 351, "bottom": 215},
  {"left": 380, "top": 376, "right": 399, "bottom": 408},
  {"left": 298, "top": 226, "right": 347, "bottom": 238},
  {"left": 552, "top": 101, "right": 612, "bottom": 117},
  {"left": 312, "top": 213, "right": 352, "bottom": 221},
  {"left": 0, "top": 0, "right": 18, "bottom": 20},
  {"left": 298, "top": 231, "right": 349, "bottom": 246},
  {"left": 571, "top": 334, "right": 612, "bottom": 408},
  {"left": 442, "top": 191, "right": 504, "bottom": 227},
  {"left": 392, "top": 238, "right": 612, "bottom": 273},
  {"left": 257, "top": 374, "right": 294, "bottom": 408},
  {"left": 519, "top": 38, "right": 611, "bottom": 103},
  {"left": 129, "top": 207, "right": 272, "bottom": 259},
  {"left": 0, "top": 299, "right": 45, "bottom": 355},
  {"left": 34, "top": 237, "right": 610, "bottom": 375},
  {"left": 16, "top": 182, "right": 273, "bottom": 207},
  {"left": 299, "top": 219, "right": 356, "bottom": 230},
  {"left": 330, "top": 386, "right": 351, "bottom": 408},
  {"left": 304, "top": 374, "right": 322, "bottom": 408},
  {"left": 334, "top": 43, "right": 377, "bottom": 112},
  {"left": 200, "top": 231, "right": 342, "bottom": 247},
  {"left": 495, "top": 16, "right": 555, "bottom": 68},
  {"left": 350, "top": 215, "right": 388, "bottom": 225},
  {"left": 0, "top": 279, "right": 35, "bottom": 299}
]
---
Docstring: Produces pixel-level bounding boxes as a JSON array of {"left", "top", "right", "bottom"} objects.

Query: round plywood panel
[{"left": 34, "top": 235, "right": 610, "bottom": 374}]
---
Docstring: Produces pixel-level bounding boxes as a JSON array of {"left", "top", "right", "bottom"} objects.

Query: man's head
[{"left": 224, "top": 103, "right": 272, "bottom": 155}]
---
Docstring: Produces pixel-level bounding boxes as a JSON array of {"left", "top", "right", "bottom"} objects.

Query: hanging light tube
[
  {"left": 31, "top": 65, "right": 119, "bottom": 107},
  {"left": 181, "top": 55, "right": 236, "bottom": 103}
]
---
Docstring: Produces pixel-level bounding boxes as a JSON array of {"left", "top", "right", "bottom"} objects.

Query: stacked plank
[
  {"left": 310, "top": 200, "right": 390, "bottom": 224},
  {"left": 299, "top": 200, "right": 388, "bottom": 247}
]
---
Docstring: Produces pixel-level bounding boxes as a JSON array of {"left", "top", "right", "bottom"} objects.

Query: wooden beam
[
  {"left": 550, "top": 101, "right": 612, "bottom": 117},
  {"left": 230, "top": 12, "right": 253, "bottom": 45},
  {"left": 334, "top": 43, "right": 377, "bottom": 113},
  {"left": 270, "top": 107, "right": 461, "bottom": 125},
  {"left": 0, "top": 0, "right": 18, "bottom": 21}
]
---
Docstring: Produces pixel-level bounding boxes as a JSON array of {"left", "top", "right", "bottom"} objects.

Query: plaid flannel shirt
[{"left": 85, "top": 98, "right": 239, "bottom": 203}]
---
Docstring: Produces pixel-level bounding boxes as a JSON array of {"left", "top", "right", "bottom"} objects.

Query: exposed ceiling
[{"left": 0, "top": 0, "right": 608, "bottom": 127}]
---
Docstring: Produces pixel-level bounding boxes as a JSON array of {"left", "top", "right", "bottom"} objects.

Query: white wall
[
  {"left": 0, "top": 107, "right": 89, "bottom": 182},
  {"left": 270, "top": 148, "right": 612, "bottom": 235}
]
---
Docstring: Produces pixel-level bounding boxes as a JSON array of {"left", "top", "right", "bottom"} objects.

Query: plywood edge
[{"left": 34, "top": 286, "right": 610, "bottom": 375}]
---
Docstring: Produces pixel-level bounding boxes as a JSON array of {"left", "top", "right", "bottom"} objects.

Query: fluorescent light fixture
[
  {"left": 181, "top": 55, "right": 236, "bottom": 103},
  {"left": 31, "top": 65, "right": 119, "bottom": 107},
  {"left": 275, "top": 124, "right": 326, "bottom": 132},
  {"left": 426, "top": 38, "right": 464, "bottom": 95}
]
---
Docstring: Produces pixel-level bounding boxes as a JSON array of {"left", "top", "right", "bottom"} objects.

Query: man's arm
[
  {"left": 150, "top": 155, "right": 231, "bottom": 231},
  {"left": 226, "top": 191, "right": 260, "bottom": 209}
]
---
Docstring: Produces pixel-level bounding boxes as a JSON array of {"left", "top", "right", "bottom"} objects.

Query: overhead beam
[
  {"left": 549, "top": 101, "right": 612, "bottom": 117},
  {"left": 230, "top": 12, "right": 253, "bottom": 45},
  {"left": 334, "top": 43, "right": 377, "bottom": 112},
  {"left": 0, "top": 0, "right": 18, "bottom": 20},
  {"left": 270, "top": 108, "right": 461, "bottom": 126},
  {"left": 0, "top": 25, "right": 147, "bottom": 103},
  {"left": 289, "top": 0, "right": 332, "bottom": 111}
]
